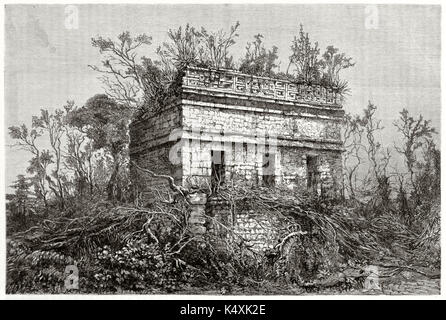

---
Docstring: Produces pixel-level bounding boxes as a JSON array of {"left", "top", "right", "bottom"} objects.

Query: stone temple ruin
[{"left": 130, "top": 66, "right": 344, "bottom": 251}]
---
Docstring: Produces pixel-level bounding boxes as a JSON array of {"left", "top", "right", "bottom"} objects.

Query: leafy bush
[
  {"left": 6, "top": 194, "right": 272, "bottom": 294},
  {"left": 85, "top": 241, "right": 193, "bottom": 292},
  {"left": 7, "top": 240, "right": 72, "bottom": 293}
]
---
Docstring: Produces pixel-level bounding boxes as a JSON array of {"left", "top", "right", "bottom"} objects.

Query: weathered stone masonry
[{"left": 130, "top": 67, "right": 344, "bottom": 251}]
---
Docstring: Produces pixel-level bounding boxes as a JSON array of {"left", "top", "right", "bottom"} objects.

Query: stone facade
[
  {"left": 205, "top": 197, "right": 280, "bottom": 251},
  {"left": 130, "top": 67, "right": 344, "bottom": 250}
]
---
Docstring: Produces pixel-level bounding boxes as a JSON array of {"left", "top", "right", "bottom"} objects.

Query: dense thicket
[{"left": 6, "top": 23, "right": 439, "bottom": 293}]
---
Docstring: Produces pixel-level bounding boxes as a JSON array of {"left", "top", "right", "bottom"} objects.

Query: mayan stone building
[{"left": 130, "top": 66, "right": 344, "bottom": 250}]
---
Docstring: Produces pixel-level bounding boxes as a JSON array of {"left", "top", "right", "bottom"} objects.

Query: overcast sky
[{"left": 4, "top": 4, "right": 441, "bottom": 190}]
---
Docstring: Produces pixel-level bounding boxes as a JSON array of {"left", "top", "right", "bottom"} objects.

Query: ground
[{"left": 145, "top": 274, "right": 441, "bottom": 296}]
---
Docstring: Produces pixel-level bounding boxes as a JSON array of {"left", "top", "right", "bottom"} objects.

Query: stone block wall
[
  {"left": 279, "top": 147, "right": 343, "bottom": 196},
  {"left": 129, "top": 104, "right": 183, "bottom": 200},
  {"left": 130, "top": 104, "right": 182, "bottom": 155},
  {"left": 233, "top": 211, "right": 278, "bottom": 251},
  {"left": 206, "top": 197, "right": 279, "bottom": 252},
  {"left": 181, "top": 101, "right": 343, "bottom": 143},
  {"left": 129, "top": 67, "right": 345, "bottom": 247},
  {"left": 177, "top": 101, "right": 343, "bottom": 194},
  {"left": 129, "top": 71, "right": 344, "bottom": 196},
  {"left": 179, "top": 138, "right": 342, "bottom": 195}
]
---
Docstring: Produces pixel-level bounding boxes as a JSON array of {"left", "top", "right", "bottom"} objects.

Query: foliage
[
  {"left": 7, "top": 24, "right": 440, "bottom": 294},
  {"left": 239, "top": 34, "right": 279, "bottom": 77},
  {"left": 33, "top": 108, "right": 68, "bottom": 210},
  {"left": 90, "top": 23, "right": 354, "bottom": 115},
  {"left": 341, "top": 103, "right": 440, "bottom": 273},
  {"left": 159, "top": 24, "right": 203, "bottom": 70},
  {"left": 8, "top": 97, "right": 133, "bottom": 219},
  {"left": 68, "top": 94, "right": 132, "bottom": 202},
  {"left": 6, "top": 175, "right": 35, "bottom": 234},
  {"left": 393, "top": 109, "right": 437, "bottom": 203},
  {"left": 89, "top": 241, "right": 190, "bottom": 292},
  {"left": 320, "top": 45, "right": 355, "bottom": 94},
  {"left": 342, "top": 102, "right": 391, "bottom": 204},
  {"left": 197, "top": 22, "right": 240, "bottom": 69},
  {"left": 6, "top": 192, "right": 265, "bottom": 293},
  {"left": 89, "top": 32, "right": 152, "bottom": 107},
  {"left": 9, "top": 120, "right": 52, "bottom": 213},
  {"left": 220, "top": 184, "right": 439, "bottom": 282},
  {"left": 8, "top": 106, "right": 85, "bottom": 212},
  {"left": 342, "top": 112, "right": 366, "bottom": 199},
  {"left": 90, "top": 23, "right": 240, "bottom": 115},
  {"left": 7, "top": 240, "right": 71, "bottom": 293},
  {"left": 285, "top": 25, "right": 354, "bottom": 95},
  {"left": 65, "top": 127, "right": 95, "bottom": 197},
  {"left": 287, "top": 25, "right": 322, "bottom": 83},
  {"left": 7, "top": 154, "right": 440, "bottom": 293},
  {"left": 415, "top": 139, "right": 440, "bottom": 203}
]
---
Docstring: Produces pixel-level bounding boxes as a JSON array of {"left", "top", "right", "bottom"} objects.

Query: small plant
[{"left": 239, "top": 34, "right": 279, "bottom": 77}]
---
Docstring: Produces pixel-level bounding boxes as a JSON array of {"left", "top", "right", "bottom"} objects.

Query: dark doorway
[
  {"left": 262, "top": 152, "right": 275, "bottom": 186},
  {"left": 211, "top": 150, "right": 225, "bottom": 191},
  {"left": 306, "top": 155, "right": 320, "bottom": 194}
]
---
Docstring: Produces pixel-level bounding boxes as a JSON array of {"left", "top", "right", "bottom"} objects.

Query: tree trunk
[{"left": 107, "top": 158, "right": 120, "bottom": 202}]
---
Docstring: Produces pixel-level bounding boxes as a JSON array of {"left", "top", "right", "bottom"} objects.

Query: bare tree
[
  {"left": 32, "top": 108, "right": 69, "bottom": 210},
  {"left": 362, "top": 102, "right": 391, "bottom": 183},
  {"left": 342, "top": 113, "right": 365, "bottom": 200},
  {"left": 64, "top": 128, "right": 95, "bottom": 198},
  {"left": 89, "top": 32, "right": 152, "bottom": 107},
  {"left": 9, "top": 124, "right": 51, "bottom": 213},
  {"left": 342, "top": 102, "right": 391, "bottom": 203}
]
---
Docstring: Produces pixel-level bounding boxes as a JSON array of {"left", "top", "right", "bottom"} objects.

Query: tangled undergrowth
[
  {"left": 7, "top": 183, "right": 440, "bottom": 294},
  {"left": 217, "top": 185, "right": 440, "bottom": 284}
]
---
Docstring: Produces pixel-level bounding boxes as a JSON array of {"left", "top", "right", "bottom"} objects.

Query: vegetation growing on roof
[{"left": 89, "top": 23, "right": 354, "bottom": 115}]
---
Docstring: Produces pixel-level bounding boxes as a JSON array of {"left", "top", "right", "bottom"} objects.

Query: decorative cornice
[{"left": 183, "top": 66, "right": 342, "bottom": 108}]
